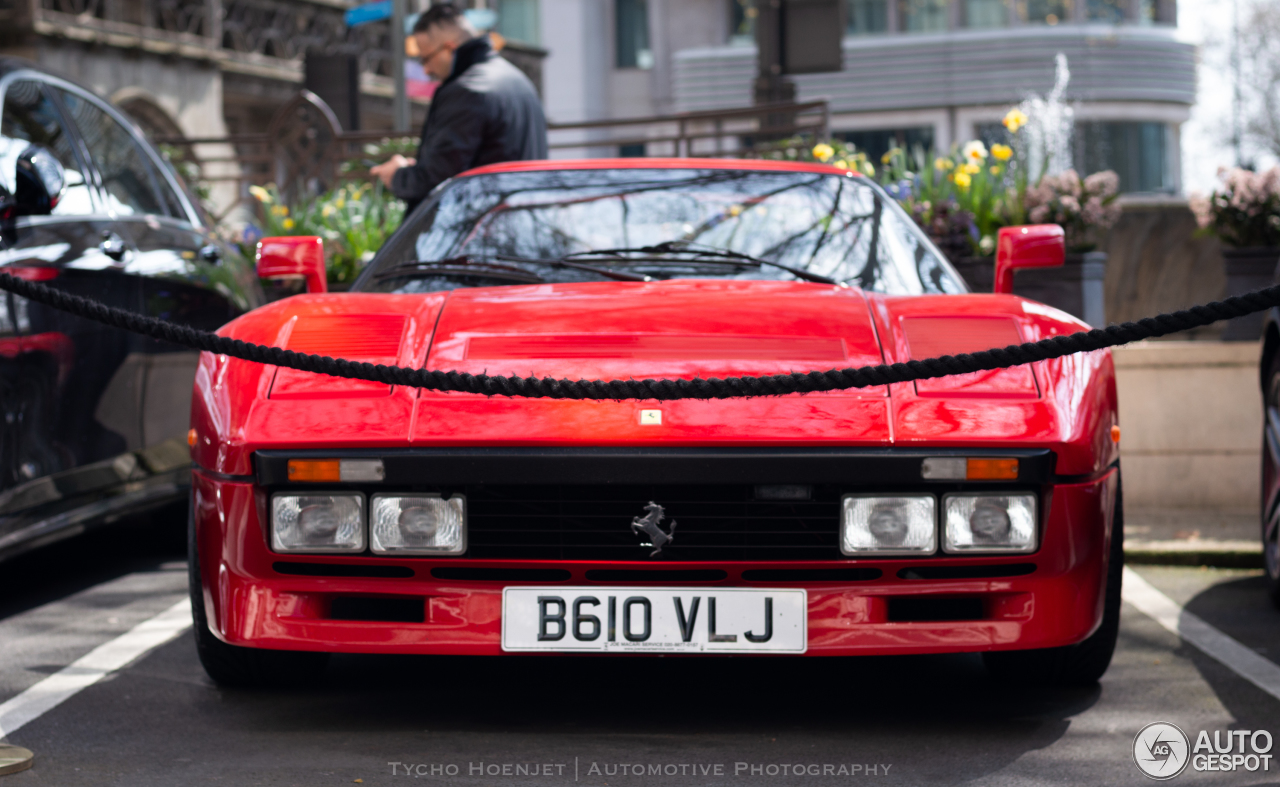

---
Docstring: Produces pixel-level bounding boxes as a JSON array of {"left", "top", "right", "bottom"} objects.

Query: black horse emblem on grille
[{"left": 632, "top": 501, "right": 676, "bottom": 557}]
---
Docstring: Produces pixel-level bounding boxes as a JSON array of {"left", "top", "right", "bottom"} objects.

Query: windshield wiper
[
  {"left": 371, "top": 259, "right": 548, "bottom": 284},
  {"left": 490, "top": 255, "right": 652, "bottom": 282},
  {"left": 563, "top": 241, "right": 839, "bottom": 285}
]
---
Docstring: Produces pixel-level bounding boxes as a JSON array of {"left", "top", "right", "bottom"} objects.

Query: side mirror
[
  {"left": 255, "top": 236, "right": 328, "bottom": 294},
  {"left": 994, "top": 224, "right": 1065, "bottom": 294},
  {"left": 14, "top": 146, "right": 65, "bottom": 217}
]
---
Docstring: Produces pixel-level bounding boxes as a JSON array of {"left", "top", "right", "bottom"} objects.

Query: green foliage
[{"left": 248, "top": 181, "right": 405, "bottom": 284}]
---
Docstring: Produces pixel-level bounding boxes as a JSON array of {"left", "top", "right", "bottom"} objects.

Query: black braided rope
[{"left": 1, "top": 271, "right": 1275, "bottom": 400}]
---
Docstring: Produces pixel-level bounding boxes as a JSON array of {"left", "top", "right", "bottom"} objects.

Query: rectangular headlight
[
  {"left": 271, "top": 493, "right": 365, "bottom": 553},
  {"left": 943, "top": 493, "right": 1037, "bottom": 553},
  {"left": 370, "top": 494, "right": 466, "bottom": 555},
  {"left": 841, "top": 495, "right": 936, "bottom": 556}
]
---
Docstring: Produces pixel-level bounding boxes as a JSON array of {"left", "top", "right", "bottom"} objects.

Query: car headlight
[
  {"left": 943, "top": 493, "right": 1037, "bottom": 553},
  {"left": 370, "top": 494, "right": 466, "bottom": 555},
  {"left": 841, "top": 495, "right": 936, "bottom": 556},
  {"left": 271, "top": 493, "right": 365, "bottom": 553}
]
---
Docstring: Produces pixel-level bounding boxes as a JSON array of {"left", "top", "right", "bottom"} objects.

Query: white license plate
[{"left": 501, "top": 587, "right": 807, "bottom": 653}]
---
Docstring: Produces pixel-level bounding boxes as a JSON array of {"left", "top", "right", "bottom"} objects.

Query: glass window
[
  {"left": 0, "top": 80, "right": 95, "bottom": 215},
  {"left": 615, "top": 0, "right": 652, "bottom": 69},
  {"left": 847, "top": 0, "right": 888, "bottom": 34},
  {"left": 53, "top": 89, "right": 168, "bottom": 217},
  {"left": 836, "top": 127, "right": 935, "bottom": 163},
  {"left": 361, "top": 168, "right": 967, "bottom": 295},
  {"left": 1085, "top": 0, "right": 1123, "bottom": 21},
  {"left": 963, "top": 0, "right": 1006, "bottom": 26},
  {"left": 1019, "top": 0, "right": 1070, "bottom": 24},
  {"left": 900, "top": 0, "right": 950, "bottom": 32},
  {"left": 1073, "top": 121, "right": 1171, "bottom": 193},
  {"left": 730, "top": 0, "right": 757, "bottom": 42},
  {"left": 496, "top": 0, "right": 540, "bottom": 45}
]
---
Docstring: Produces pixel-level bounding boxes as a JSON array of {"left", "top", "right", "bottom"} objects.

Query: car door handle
[{"left": 100, "top": 232, "right": 127, "bottom": 261}]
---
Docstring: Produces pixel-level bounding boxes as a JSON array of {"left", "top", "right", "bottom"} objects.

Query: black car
[{"left": 0, "top": 58, "right": 262, "bottom": 561}]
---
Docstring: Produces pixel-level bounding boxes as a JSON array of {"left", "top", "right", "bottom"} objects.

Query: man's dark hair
[{"left": 413, "top": 2, "right": 466, "bottom": 34}]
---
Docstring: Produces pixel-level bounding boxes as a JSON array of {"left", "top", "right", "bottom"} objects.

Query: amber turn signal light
[
  {"left": 187, "top": 428, "right": 197, "bottom": 447},
  {"left": 288, "top": 459, "right": 341, "bottom": 482},
  {"left": 966, "top": 458, "right": 1018, "bottom": 480},
  {"left": 1111, "top": 425, "right": 1121, "bottom": 443}
]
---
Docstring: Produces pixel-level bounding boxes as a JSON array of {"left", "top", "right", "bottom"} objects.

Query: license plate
[{"left": 501, "top": 587, "right": 807, "bottom": 653}]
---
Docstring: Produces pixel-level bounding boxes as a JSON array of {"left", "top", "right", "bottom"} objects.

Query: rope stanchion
[{"left": 1, "top": 271, "right": 1276, "bottom": 401}]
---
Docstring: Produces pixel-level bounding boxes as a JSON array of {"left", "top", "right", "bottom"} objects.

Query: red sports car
[{"left": 187, "top": 159, "right": 1121, "bottom": 686}]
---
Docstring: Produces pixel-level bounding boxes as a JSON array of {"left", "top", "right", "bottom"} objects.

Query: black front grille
[{"left": 464, "top": 484, "right": 842, "bottom": 561}]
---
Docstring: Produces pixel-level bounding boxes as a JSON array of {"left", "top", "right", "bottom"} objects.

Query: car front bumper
[{"left": 192, "top": 466, "right": 1118, "bottom": 657}]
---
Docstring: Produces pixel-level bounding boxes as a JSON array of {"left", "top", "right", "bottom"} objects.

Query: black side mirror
[{"left": 14, "top": 146, "right": 65, "bottom": 216}]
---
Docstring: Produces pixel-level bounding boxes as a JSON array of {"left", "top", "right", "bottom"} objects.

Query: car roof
[{"left": 460, "top": 157, "right": 863, "bottom": 178}]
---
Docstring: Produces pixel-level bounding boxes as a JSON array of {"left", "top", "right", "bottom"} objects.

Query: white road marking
[
  {"left": 1122, "top": 566, "right": 1280, "bottom": 702},
  {"left": 0, "top": 598, "right": 191, "bottom": 740}
]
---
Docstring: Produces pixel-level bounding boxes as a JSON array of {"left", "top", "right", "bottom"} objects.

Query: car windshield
[{"left": 356, "top": 168, "right": 967, "bottom": 295}]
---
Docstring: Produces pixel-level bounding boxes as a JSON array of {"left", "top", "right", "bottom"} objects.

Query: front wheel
[
  {"left": 983, "top": 477, "right": 1123, "bottom": 687},
  {"left": 188, "top": 502, "right": 328, "bottom": 687}
]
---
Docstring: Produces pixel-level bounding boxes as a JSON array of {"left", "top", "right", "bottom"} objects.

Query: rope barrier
[{"left": 1, "top": 271, "right": 1276, "bottom": 401}]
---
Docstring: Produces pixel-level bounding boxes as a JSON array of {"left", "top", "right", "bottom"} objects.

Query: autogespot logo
[{"left": 1133, "top": 722, "right": 1191, "bottom": 780}]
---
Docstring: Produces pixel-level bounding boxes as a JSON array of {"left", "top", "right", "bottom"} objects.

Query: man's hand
[{"left": 370, "top": 154, "right": 416, "bottom": 189}]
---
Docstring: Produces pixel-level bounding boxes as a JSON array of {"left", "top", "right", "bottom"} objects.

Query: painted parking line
[
  {"left": 1122, "top": 566, "right": 1280, "bottom": 702},
  {"left": 0, "top": 598, "right": 191, "bottom": 740}
]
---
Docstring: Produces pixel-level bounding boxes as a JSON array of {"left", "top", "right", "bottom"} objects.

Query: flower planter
[
  {"left": 1221, "top": 247, "right": 1280, "bottom": 341},
  {"left": 951, "top": 252, "right": 1107, "bottom": 327}
]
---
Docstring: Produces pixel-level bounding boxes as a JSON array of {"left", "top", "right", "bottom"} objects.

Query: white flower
[{"left": 962, "top": 140, "right": 988, "bottom": 162}]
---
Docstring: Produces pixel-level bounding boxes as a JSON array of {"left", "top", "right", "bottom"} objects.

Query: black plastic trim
[
  {"left": 255, "top": 447, "right": 1055, "bottom": 487},
  {"left": 430, "top": 567, "right": 572, "bottom": 582},
  {"left": 741, "top": 568, "right": 882, "bottom": 582},
  {"left": 584, "top": 569, "right": 728, "bottom": 582},
  {"left": 273, "top": 561, "right": 415, "bottom": 578},
  {"left": 896, "top": 563, "right": 1036, "bottom": 580}
]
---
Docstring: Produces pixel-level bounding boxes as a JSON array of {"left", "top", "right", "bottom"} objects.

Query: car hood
[
  {"left": 193, "top": 281, "right": 1117, "bottom": 478},
  {"left": 424, "top": 279, "right": 886, "bottom": 381}
]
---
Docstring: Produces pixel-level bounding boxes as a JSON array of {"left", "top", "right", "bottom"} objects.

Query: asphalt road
[{"left": 1, "top": 515, "right": 1279, "bottom": 786}]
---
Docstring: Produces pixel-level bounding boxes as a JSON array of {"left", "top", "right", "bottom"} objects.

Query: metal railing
[{"left": 157, "top": 91, "right": 831, "bottom": 212}]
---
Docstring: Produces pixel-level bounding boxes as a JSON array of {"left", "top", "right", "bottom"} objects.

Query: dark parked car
[{"left": 0, "top": 58, "right": 262, "bottom": 561}]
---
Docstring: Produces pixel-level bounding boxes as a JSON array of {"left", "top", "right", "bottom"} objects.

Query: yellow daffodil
[
  {"left": 991, "top": 143, "right": 1013, "bottom": 161},
  {"left": 861, "top": 162, "right": 876, "bottom": 177},
  {"left": 282, "top": 218, "right": 295, "bottom": 230},
  {"left": 962, "top": 163, "right": 981, "bottom": 175},
  {"left": 990, "top": 165, "right": 1001, "bottom": 175},
  {"left": 271, "top": 204, "right": 289, "bottom": 217},
  {"left": 962, "top": 140, "right": 988, "bottom": 162},
  {"left": 812, "top": 143, "right": 835, "bottom": 162},
  {"left": 881, "top": 147, "right": 902, "bottom": 165},
  {"left": 1003, "top": 109, "right": 1028, "bottom": 133},
  {"left": 934, "top": 157, "right": 954, "bottom": 171},
  {"left": 322, "top": 204, "right": 334, "bottom": 218},
  {"left": 953, "top": 171, "right": 972, "bottom": 189},
  {"left": 249, "top": 185, "right": 272, "bottom": 204},
  {"left": 834, "top": 160, "right": 850, "bottom": 170},
  {"left": 335, "top": 198, "right": 346, "bottom": 209}
]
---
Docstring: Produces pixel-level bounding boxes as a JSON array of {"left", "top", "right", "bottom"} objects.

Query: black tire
[
  {"left": 1262, "top": 349, "right": 1280, "bottom": 608},
  {"left": 984, "top": 476, "right": 1123, "bottom": 686},
  {"left": 188, "top": 501, "right": 328, "bottom": 687}
]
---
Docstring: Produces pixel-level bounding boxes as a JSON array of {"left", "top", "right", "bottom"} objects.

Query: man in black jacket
[{"left": 370, "top": 3, "right": 547, "bottom": 215}]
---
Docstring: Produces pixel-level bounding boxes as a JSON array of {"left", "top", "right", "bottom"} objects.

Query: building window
[
  {"left": 1084, "top": 0, "right": 1123, "bottom": 21},
  {"left": 730, "top": 0, "right": 757, "bottom": 43},
  {"left": 847, "top": 0, "right": 888, "bottom": 34},
  {"left": 496, "top": 0, "right": 540, "bottom": 45},
  {"left": 963, "top": 0, "right": 1006, "bottom": 27},
  {"left": 616, "top": 0, "right": 652, "bottom": 69},
  {"left": 1019, "top": 0, "right": 1070, "bottom": 24},
  {"left": 1073, "top": 121, "right": 1172, "bottom": 193},
  {"left": 899, "top": 0, "right": 949, "bottom": 32},
  {"left": 836, "top": 127, "right": 935, "bottom": 164}
]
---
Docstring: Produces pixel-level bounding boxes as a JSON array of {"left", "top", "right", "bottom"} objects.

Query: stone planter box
[
  {"left": 1221, "top": 247, "right": 1280, "bottom": 341},
  {"left": 951, "top": 251, "right": 1107, "bottom": 327}
]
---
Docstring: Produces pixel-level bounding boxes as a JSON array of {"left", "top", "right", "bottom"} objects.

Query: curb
[{"left": 1125, "top": 540, "right": 1263, "bottom": 569}]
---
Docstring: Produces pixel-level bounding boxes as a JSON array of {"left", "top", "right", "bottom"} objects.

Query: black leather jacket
[{"left": 392, "top": 37, "right": 548, "bottom": 213}]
